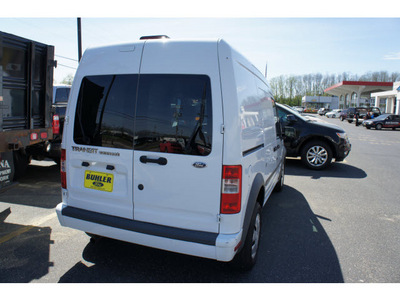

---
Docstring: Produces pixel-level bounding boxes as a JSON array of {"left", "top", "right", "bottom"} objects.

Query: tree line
[{"left": 269, "top": 71, "right": 400, "bottom": 106}]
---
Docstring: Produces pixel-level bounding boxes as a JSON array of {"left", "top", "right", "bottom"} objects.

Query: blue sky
[{"left": 1, "top": 4, "right": 399, "bottom": 84}]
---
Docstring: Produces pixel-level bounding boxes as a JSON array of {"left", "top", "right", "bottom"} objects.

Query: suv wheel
[
  {"left": 231, "top": 203, "right": 262, "bottom": 270},
  {"left": 301, "top": 141, "right": 332, "bottom": 170}
]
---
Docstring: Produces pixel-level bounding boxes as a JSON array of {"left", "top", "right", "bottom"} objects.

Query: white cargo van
[{"left": 56, "top": 37, "right": 285, "bottom": 269}]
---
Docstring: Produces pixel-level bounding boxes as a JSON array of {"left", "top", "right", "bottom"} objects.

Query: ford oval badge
[{"left": 193, "top": 162, "right": 207, "bottom": 169}]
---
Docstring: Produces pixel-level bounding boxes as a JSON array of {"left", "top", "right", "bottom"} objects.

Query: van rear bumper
[{"left": 56, "top": 203, "right": 242, "bottom": 262}]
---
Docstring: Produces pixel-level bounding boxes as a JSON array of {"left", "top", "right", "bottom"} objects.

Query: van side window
[
  {"left": 73, "top": 74, "right": 138, "bottom": 149},
  {"left": 134, "top": 74, "right": 212, "bottom": 156}
]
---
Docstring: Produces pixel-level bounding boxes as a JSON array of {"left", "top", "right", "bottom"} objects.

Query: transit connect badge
[{"left": 193, "top": 162, "right": 207, "bottom": 169}]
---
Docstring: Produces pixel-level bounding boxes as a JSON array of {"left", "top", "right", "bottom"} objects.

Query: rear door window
[
  {"left": 134, "top": 74, "right": 212, "bottom": 156},
  {"left": 73, "top": 74, "right": 138, "bottom": 149}
]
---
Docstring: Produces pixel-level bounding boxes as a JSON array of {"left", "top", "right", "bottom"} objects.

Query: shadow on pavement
[
  {"left": 59, "top": 186, "right": 343, "bottom": 283},
  {"left": 285, "top": 158, "right": 367, "bottom": 179},
  {"left": 0, "top": 163, "right": 61, "bottom": 209},
  {"left": 0, "top": 207, "right": 53, "bottom": 283}
]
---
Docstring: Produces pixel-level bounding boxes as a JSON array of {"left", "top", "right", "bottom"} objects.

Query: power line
[
  {"left": 55, "top": 54, "right": 79, "bottom": 62},
  {"left": 57, "top": 63, "right": 77, "bottom": 70}
]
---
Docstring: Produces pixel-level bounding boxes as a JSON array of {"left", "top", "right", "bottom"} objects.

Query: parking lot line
[
  {"left": 0, "top": 225, "right": 34, "bottom": 245},
  {"left": 0, "top": 212, "right": 57, "bottom": 245}
]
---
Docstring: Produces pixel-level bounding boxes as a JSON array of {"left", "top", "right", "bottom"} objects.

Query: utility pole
[{"left": 77, "top": 18, "right": 82, "bottom": 62}]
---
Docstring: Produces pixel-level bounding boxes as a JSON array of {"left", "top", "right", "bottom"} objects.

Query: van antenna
[{"left": 264, "top": 62, "right": 268, "bottom": 79}]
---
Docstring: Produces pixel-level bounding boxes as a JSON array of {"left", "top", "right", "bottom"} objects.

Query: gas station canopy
[{"left": 324, "top": 81, "right": 393, "bottom": 107}]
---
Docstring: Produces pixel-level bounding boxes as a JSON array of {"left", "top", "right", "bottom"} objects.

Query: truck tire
[
  {"left": 13, "top": 151, "right": 30, "bottom": 180},
  {"left": 231, "top": 203, "right": 262, "bottom": 270}
]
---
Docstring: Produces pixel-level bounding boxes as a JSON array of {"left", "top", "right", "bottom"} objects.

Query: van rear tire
[
  {"left": 231, "top": 203, "right": 262, "bottom": 271},
  {"left": 274, "top": 161, "right": 285, "bottom": 192}
]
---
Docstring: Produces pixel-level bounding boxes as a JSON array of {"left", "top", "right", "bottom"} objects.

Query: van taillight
[
  {"left": 61, "top": 148, "right": 66, "bottom": 189},
  {"left": 53, "top": 115, "right": 60, "bottom": 135},
  {"left": 221, "top": 165, "right": 242, "bottom": 214}
]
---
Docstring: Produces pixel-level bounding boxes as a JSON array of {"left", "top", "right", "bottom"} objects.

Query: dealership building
[
  {"left": 370, "top": 82, "right": 400, "bottom": 114},
  {"left": 301, "top": 95, "right": 339, "bottom": 110}
]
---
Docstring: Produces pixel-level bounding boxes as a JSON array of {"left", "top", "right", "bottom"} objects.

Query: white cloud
[{"left": 383, "top": 52, "right": 400, "bottom": 60}]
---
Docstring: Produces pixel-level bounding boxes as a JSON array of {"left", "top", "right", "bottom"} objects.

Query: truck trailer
[{"left": 0, "top": 31, "right": 56, "bottom": 189}]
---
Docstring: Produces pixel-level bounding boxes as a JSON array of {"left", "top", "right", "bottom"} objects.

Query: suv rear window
[
  {"left": 55, "top": 88, "right": 71, "bottom": 103},
  {"left": 73, "top": 74, "right": 212, "bottom": 155}
]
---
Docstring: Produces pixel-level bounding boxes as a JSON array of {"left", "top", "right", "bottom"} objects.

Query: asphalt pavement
[{"left": 1, "top": 114, "right": 400, "bottom": 283}]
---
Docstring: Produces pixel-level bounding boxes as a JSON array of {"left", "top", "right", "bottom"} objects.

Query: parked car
[
  {"left": 276, "top": 103, "right": 351, "bottom": 170},
  {"left": 339, "top": 109, "right": 348, "bottom": 121},
  {"left": 56, "top": 37, "right": 286, "bottom": 270},
  {"left": 346, "top": 107, "right": 381, "bottom": 125},
  {"left": 362, "top": 114, "right": 400, "bottom": 130},
  {"left": 46, "top": 85, "right": 71, "bottom": 161},
  {"left": 318, "top": 108, "right": 331, "bottom": 116},
  {"left": 326, "top": 109, "right": 342, "bottom": 118},
  {"left": 292, "top": 106, "right": 304, "bottom": 114}
]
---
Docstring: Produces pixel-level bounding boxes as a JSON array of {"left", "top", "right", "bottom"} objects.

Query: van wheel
[
  {"left": 274, "top": 161, "right": 285, "bottom": 192},
  {"left": 231, "top": 203, "right": 262, "bottom": 270},
  {"left": 301, "top": 141, "right": 332, "bottom": 170}
]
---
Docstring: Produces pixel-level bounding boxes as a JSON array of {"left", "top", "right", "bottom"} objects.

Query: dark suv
[
  {"left": 339, "top": 109, "right": 348, "bottom": 121},
  {"left": 276, "top": 103, "right": 351, "bottom": 170},
  {"left": 346, "top": 107, "right": 381, "bottom": 125}
]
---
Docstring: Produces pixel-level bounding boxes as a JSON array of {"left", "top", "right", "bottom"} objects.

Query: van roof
[{"left": 85, "top": 38, "right": 222, "bottom": 52}]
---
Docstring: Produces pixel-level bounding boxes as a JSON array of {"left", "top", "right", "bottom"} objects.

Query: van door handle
[
  {"left": 140, "top": 156, "right": 168, "bottom": 166},
  {"left": 82, "top": 161, "right": 90, "bottom": 167},
  {"left": 106, "top": 165, "right": 115, "bottom": 170}
]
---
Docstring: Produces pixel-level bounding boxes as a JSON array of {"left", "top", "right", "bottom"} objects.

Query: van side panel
[{"left": 217, "top": 40, "right": 279, "bottom": 234}]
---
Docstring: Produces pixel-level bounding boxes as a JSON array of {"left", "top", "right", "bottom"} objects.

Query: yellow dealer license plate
[{"left": 84, "top": 170, "right": 114, "bottom": 192}]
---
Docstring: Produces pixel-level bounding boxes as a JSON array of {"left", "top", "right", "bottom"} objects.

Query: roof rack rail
[{"left": 140, "top": 35, "right": 170, "bottom": 40}]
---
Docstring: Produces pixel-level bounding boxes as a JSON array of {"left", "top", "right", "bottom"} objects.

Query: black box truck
[{"left": 0, "top": 31, "right": 56, "bottom": 189}]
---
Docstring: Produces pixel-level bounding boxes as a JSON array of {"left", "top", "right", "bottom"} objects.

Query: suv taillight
[
  {"left": 53, "top": 114, "right": 60, "bottom": 135},
  {"left": 61, "top": 148, "right": 66, "bottom": 189},
  {"left": 221, "top": 165, "right": 242, "bottom": 214}
]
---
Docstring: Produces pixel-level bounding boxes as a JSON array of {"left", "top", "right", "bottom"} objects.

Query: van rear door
[
  {"left": 67, "top": 74, "right": 138, "bottom": 219},
  {"left": 132, "top": 41, "right": 224, "bottom": 233},
  {"left": 65, "top": 44, "right": 143, "bottom": 219}
]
